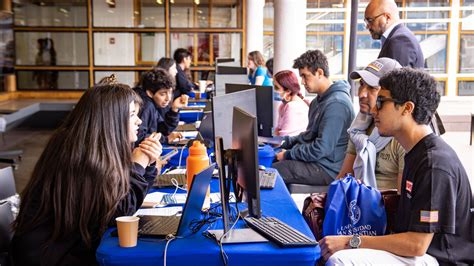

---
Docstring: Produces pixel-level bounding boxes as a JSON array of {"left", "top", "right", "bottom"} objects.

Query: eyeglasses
[
  {"left": 364, "top": 13, "right": 385, "bottom": 26},
  {"left": 376, "top": 96, "right": 404, "bottom": 110}
]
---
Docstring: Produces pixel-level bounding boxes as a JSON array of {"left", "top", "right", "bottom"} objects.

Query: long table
[{"left": 96, "top": 171, "right": 320, "bottom": 266}]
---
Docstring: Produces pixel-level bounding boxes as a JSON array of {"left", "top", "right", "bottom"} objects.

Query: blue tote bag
[{"left": 322, "top": 175, "right": 386, "bottom": 237}]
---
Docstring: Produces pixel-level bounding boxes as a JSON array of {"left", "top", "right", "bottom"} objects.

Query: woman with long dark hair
[
  {"left": 273, "top": 70, "right": 310, "bottom": 136},
  {"left": 156, "top": 57, "right": 178, "bottom": 78},
  {"left": 11, "top": 83, "right": 162, "bottom": 265}
]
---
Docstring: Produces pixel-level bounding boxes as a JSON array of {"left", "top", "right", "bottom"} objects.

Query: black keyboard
[
  {"left": 244, "top": 216, "right": 318, "bottom": 247},
  {"left": 154, "top": 173, "right": 187, "bottom": 188},
  {"left": 259, "top": 170, "right": 276, "bottom": 189}
]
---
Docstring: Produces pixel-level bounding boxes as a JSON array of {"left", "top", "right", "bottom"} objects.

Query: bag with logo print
[{"left": 322, "top": 174, "right": 387, "bottom": 237}]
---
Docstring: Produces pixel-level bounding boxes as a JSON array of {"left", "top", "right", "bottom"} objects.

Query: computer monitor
[
  {"left": 212, "top": 89, "right": 257, "bottom": 150},
  {"left": 225, "top": 84, "right": 274, "bottom": 137},
  {"left": 214, "top": 74, "right": 249, "bottom": 96},
  {"left": 198, "top": 111, "right": 214, "bottom": 144},
  {"left": 232, "top": 107, "right": 261, "bottom": 218}
]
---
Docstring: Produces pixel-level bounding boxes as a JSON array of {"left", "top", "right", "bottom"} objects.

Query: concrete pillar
[
  {"left": 272, "top": 0, "right": 307, "bottom": 132},
  {"left": 273, "top": 0, "right": 307, "bottom": 73},
  {"left": 246, "top": 0, "right": 265, "bottom": 57}
]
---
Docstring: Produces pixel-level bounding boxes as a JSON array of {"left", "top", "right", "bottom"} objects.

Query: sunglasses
[{"left": 376, "top": 96, "right": 405, "bottom": 110}]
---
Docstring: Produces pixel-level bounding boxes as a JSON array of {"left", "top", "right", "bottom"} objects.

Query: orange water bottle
[{"left": 186, "top": 141, "right": 210, "bottom": 190}]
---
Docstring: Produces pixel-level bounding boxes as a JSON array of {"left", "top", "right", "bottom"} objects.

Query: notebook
[{"left": 137, "top": 164, "right": 215, "bottom": 237}]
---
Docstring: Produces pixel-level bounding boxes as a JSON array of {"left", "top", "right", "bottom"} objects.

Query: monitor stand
[{"left": 207, "top": 228, "right": 268, "bottom": 244}]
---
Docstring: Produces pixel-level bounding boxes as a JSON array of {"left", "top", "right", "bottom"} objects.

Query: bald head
[
  {"left": 366, "top": 0, "right": 400, "bottom": 21},
  {"left": 365, "top": 0, "right": 400, "bottom": 39}
]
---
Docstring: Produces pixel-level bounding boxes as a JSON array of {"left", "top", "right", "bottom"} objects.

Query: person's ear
[
  {"left": 316, "top": 68, "right": 325, "bottom": 78},
  {"left": 146, "top": 90, "right": 154, "bottom": 98},
  {"left": 403, "top": 101, "right": 415, "bottom": 115}
]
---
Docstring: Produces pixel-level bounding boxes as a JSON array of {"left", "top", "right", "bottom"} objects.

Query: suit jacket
[{"left": 378, "top": 24, "right": 424, "bottom": 68}]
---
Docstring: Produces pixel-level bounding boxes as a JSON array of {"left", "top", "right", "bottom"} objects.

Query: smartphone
[{"left": 160, "top": 148, "right": 179, "bottom": 161}]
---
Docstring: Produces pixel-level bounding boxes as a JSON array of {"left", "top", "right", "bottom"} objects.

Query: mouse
[{"left": 258, "top": 165, "right": 266, "bottom": 171}]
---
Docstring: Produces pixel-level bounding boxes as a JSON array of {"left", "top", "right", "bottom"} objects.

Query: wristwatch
[{"left": 349, "top": 235, "right": 361, "bottom": 249}]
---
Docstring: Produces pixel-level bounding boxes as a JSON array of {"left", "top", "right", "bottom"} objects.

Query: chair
[
  {"left": 0, "top": 202, "right": 14, "bottom": 266},
  {"left": 0, "top": 166, "right": 16, "bottom": 200},
  {"left": 287, "top": 184, "right": 329, "bottom": 194}
]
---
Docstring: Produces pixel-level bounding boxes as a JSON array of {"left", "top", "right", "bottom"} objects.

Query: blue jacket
[
  {"left": 282, "top": 80, "right": 354, "bottom": 178},
  {"left": 134, "top": 87, "right": 179, "bottom": 146}
]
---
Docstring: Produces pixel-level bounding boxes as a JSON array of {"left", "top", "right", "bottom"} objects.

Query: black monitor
[
  {"left": 225, "top": 84, "right": 273, "bottom": 137},
  {"left": 216, "top": 58, "right": 235, "bottom": 64},
  {"left": 217, "top": 66, "right": 247, "bottom": 75},
  {"left": 232, "top": 107, "right": 261, "bottom": 218}
]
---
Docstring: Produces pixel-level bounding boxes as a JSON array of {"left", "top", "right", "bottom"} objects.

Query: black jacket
[
  {"left": 175, "top": 64, "right": 198, "bottom": 98},
  {"left": 134, "top": 86, "right": 179, "bottom": 145},
  {"left": 378, "top": 24, "right": 424, "bottom": 68},
  {"left": 10, "top": 164, "right": 148, "bottom": 266}
]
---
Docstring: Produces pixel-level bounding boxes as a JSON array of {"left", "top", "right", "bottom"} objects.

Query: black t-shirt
[{"left": 394, "top": 134, "right": 474, "bottom": 265}]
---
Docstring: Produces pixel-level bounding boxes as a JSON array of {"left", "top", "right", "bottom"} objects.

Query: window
[
  {"left": 17, "top": 71, "right": 89, "bottom": 90},
  {"left": 13, "top": 0, "right": 244, "bottom": 91},
  {"left": 15, "top": 32, "right": 88, "bottom": 66},
  {"left": 14, "top": 0, "right": 87, "bottom": 27}
]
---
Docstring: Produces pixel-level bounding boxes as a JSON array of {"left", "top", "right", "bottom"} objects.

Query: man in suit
[
  {"left": 365, "top": 0, "right": 445, "bottom": 135},
  {"left": 365, "top": 0, "right": 424, "bottom": 68}
]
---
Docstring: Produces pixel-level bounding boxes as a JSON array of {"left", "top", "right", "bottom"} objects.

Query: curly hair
[
  {"left": 292, "top": 50, "right": 329, "bottom": 77},
  {"left": 379, "top": 68, "right": 440, "bottom": 125},
  {"left": 141, "top": 67, "right": 175, "bottom": 94}
]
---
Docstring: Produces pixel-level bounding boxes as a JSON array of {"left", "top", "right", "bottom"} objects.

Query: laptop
[
  {"left": 170, "top": 112, "right": 213, "bottom": 146},
  {"left": 138, "top": 164, "right": 215, "bottom": 237}
]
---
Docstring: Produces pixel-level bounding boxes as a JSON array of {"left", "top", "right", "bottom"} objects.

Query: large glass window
[
  {"left": 138, "top": 0, "right": 166, "bottom": 28},
  {"left": 94, "top": 32, "right": 135, "bottom": 66},
  {"left": 458, "top": 80, "right": 474, "bottom": 96},
  {"left": 417, "top": 34, "right": 447, "bottom": 73},
  {"left": 13, "top": 0, "right": 88, "bottom": 27},
  {"left": 307, "top": 35, "right": 344, "bottom": 75},
  {"left": 15, "top": 32, "right": 88, "bottom": 66},
  {"left": 138, "top": 33, "right": 166, "bottom": 64},
  {"left": 170, "top": 0, "right": 241, "bottom": 28},
  {"left": 16, "top": 70, "right": 89, "bottom": 90},
  {"left": 460, "top": 34, "right": 474, "bottom": 73},
  {"left": 170, "top": 33, "right": 241, "bottom": 66}
]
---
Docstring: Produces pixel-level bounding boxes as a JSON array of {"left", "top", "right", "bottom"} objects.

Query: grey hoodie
[{"left": 282, "top": 80, "right": 355, "bottom": 178}]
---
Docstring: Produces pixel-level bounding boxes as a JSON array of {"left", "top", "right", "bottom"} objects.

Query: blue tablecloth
[
  {"left": 179, "top": 111, "right": 203, "bottom": 123},
  {"left": 96, "top": 171, "right": 320, "bottom": 266}
]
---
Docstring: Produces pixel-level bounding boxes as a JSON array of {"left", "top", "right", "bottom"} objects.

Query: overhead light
[
  {"left": 156, "top": 0, "right": 163, "bottom": 4},
  {"left": 106, "top": 0, "right": 116, "bottom": 8},
  {"left": 194, "top": 0, "right": 200, "bottom": 5},
  {"left": 170, "top": 0, "right": 175, "bottom": 3}
]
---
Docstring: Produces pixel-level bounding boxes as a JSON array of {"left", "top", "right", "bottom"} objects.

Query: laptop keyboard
[
  {"left": 259, "top": 171, "right": 276, "bottom": 189},
  {"left": 138, "top": 215, "right": 180, "bottom": 236},
  {"left": 244, "top": 216, "right": 317, "bottom": 247},
  {"left": 176, "top": 124, "right": 197, "bottom": 131},
  {"left": 154, "top": 173, "right": 187, "bottom": 188}
]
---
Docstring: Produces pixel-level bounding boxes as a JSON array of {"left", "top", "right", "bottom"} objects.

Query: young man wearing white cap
[{"left": 336, "top": 57, "right": 404, "bottom": 191}]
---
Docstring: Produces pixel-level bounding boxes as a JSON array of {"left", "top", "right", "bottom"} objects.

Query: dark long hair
[
  {"left": 14, "top": 84, "right": 142, "bottom": 247},
  {"left": 156, "top": 57, "right": 176, "bottom": 71}
]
